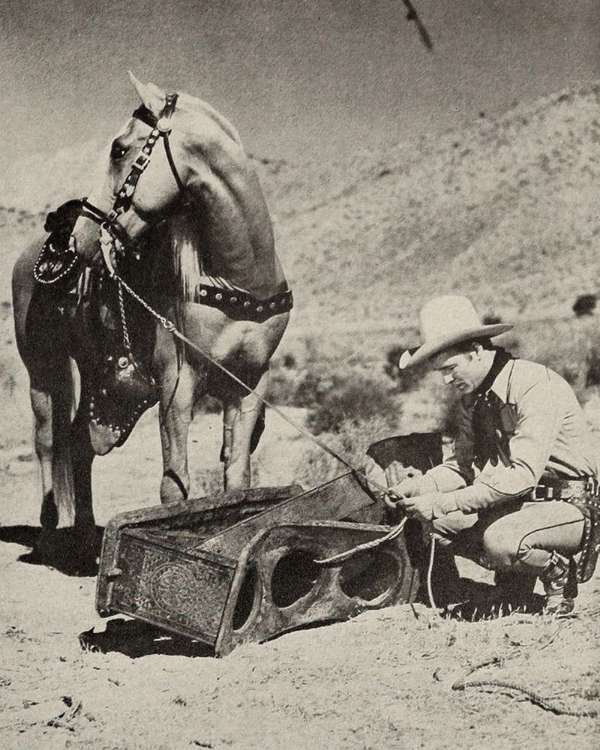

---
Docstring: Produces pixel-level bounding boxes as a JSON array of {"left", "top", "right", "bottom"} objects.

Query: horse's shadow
[
  {"left": 0, "top": 524, "right": 103, "bottom": 577},
  {"left": 79, "top": 617, "right": 213, "bottom": 658}
]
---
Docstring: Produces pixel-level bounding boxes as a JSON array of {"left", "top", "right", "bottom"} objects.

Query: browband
[{"left": 132, "top": 105, "right": 158, "bottom": 128}]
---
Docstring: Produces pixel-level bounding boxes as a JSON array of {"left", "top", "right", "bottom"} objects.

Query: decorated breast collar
[{"left": 193, "top": 281, "right": 293, "bottom": 323}]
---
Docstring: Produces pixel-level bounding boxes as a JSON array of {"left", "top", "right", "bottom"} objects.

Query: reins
[{"left": 107, "top": 272, "right": 390, "bottom": 496}]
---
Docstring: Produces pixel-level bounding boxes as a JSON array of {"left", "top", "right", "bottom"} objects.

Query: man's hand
[
  {"left": 398, "top": 493, "right": 439, "bottom": 522},
  {"left": 385, "top": 491, "right": 443, "bottom": 522},
  {"left": 388, "top": 474, "right": 435, "bottom": 500}
]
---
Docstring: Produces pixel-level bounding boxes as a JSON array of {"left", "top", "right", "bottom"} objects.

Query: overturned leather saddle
[{"left": 33, "top": 200, "right": 159, "bottom": 455}]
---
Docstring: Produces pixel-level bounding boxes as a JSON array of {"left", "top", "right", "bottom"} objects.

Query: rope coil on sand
[{"left": 452, "top": 678, "right": 598, "bottom": 718}]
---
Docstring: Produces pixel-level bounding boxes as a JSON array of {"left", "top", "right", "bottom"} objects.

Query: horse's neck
[{"left": 170, "top": 214, "right": 286, "bottom": 301}]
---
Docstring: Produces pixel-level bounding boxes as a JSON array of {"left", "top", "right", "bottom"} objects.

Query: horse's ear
[{"left": 128, "top": 71, "right": 165, "bottom": 117}]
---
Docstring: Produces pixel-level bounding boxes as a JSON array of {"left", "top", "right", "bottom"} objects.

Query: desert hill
[
  {"left": 270, "top": 85, "right": 600, "bottom": 329},
  {"left": 2, "top": 84, "right": 600, "bottom": 336}
]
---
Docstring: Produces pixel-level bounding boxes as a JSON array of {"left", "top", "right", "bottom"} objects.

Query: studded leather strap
[
  {"left": 112, "top": 94, "right": 180, "bottom": 218},
  {"left": 194, "top": 284, "right": 293, "bottom": 322}
]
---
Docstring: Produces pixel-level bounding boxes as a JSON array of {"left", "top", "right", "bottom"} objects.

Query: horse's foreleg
[
  {"left": 159, "top": 363, "right": 196, "bottom": 504},
  {"left": 223, "top": 371, "right": 269, "bottom": 491}
]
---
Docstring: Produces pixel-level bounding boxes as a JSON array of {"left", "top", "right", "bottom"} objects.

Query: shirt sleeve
[
  {"left": 425, "top": 398, "right": 475, "bottom": 492},
  {"left": 441, "top": 373, "right": 562, "bottom": 514}
]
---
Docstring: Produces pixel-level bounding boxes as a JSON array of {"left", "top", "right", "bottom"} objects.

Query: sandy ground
[{"left": 0, "top": 407, "right": 599, "bottom": 750}]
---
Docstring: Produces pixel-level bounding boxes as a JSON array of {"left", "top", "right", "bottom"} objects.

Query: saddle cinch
[{"left": 32, "top": 200, "right": 159, "bottom": 455}]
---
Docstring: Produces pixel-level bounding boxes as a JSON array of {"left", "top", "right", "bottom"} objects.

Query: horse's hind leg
[
  {"left": 30, "top": 387, "right": 59, "bottom": 530},
  {"left": 70, "top": 385, "right": 96, "bottom": 536},
  {"left": 28, "top": 356, "right": 76, "bottom": 531}
]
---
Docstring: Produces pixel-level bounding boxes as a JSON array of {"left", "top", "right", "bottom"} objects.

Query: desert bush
[
  {"left": 294, "top": 364, "right": 400, "bottom": 435},
  {"left": 266, "top": 361, "right": 304, "bottom": 405},
  {"left": 193, "top": 394, "right": 222, "bottom": 414},
  {"left": 573, "top": 294, "right": 597, "bottom": 317},
  {"left": 383, "top": 345, "right": 427, "bottom": 391},
  {"left": 586, "top": 344, "right": 600, "bottom": 388},
  {"left": 483, "top": 312, "right": 503, "bottom": 325},
  {"left": 293, "top": 415, "right": 399, "bottom": 489}
]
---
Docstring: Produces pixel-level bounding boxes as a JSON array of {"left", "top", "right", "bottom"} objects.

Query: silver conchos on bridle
[{"left": 79, "top": 92, "right": 187, "bottom": 274}]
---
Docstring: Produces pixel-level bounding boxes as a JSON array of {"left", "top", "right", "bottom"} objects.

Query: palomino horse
[{"left": 12, "top": 74, "right": 292, "bottom": 568}]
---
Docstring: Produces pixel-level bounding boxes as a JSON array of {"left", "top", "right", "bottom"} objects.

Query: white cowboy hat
[{"left": 399, "top": 295, "right": 512, "bottom": 369}]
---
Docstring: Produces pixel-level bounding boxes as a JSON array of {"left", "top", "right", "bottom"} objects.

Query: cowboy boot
[{"left": 540, "top": 552, "right": 578, "bottom": 616}]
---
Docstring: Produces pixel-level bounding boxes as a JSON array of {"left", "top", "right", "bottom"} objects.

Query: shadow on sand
[
  {"left": 79, "top": 617, "right": 214, "bottom": 658},
  {"left": 0, "top": 524, "right": 103, "bottom": 577},
  {"left": 439, "top": 577, "right": 545, "bottom": 621}
]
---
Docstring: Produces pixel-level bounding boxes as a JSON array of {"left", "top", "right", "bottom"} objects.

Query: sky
[{"left": 1, "top": 0, "right": 599, "bottom": 175}]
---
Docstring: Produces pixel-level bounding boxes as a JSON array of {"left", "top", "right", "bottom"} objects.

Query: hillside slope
[
  {"left": 272, "top": 86, "right": 600, "bottom": 328},
  {"left": 3, "top": 85, "right": 600, "bottom": 331}
]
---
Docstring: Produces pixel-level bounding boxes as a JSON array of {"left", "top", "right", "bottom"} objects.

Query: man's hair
[
  {"left": 453, "top": 337, "right": 494, "bottom": 353},
  {"left": 430, "top": 337, "right": 496, "bottom": 367}
]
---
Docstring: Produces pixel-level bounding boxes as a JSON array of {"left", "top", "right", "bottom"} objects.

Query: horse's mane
[
  {"left": 170, "top": 214, "right": 205, "bottom": 302},
  {"left": 140, "top": 214, "right": 243, "bottom": 311},
  {"left": 176, "top": 92, "right": 242, "bottom": 146}
]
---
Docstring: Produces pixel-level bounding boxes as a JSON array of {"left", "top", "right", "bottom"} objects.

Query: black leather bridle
[{"left": 75, "top": 93, "right": 187, "bottom": 268}]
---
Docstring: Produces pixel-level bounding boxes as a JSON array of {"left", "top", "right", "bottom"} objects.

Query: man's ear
[{"left": 472, "top": 342, "right": 484, "bottom": 359}]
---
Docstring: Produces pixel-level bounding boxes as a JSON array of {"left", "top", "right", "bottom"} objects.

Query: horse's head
[{"left": 70, "top": 73, "right": 197, "bottom": 267}]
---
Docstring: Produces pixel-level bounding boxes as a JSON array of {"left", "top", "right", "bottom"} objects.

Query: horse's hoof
[{"left": 40, "top": 491, "right": 59, "bottom": 530}]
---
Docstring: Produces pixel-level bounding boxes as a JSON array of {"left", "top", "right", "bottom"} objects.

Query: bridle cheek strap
[
  {"left": 77, "top": 92, "right": 186, "bottom": 256},
  {"left": 113, "top": 93, "right": 184, "bottom": 217}
]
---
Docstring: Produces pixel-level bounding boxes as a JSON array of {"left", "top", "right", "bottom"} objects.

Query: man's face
[{"left": 431, "top": 346, "right": 489, "bottom": 394}]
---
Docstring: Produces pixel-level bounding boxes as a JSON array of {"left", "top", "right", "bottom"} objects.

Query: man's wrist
[{"left": 432, "top": 492, "right": 460, "bottom": 517}]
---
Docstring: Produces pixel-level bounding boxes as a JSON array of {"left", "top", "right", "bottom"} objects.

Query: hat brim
[{"left": 399, "top": 324, "right": 513, "bottom": 369}]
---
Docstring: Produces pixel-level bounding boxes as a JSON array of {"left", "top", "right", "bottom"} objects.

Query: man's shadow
[
  {"left": 0, "top": 524, "right": 104, "bottom": 576},
  {"left": 440, "top": 577, "right": 545, "bottom": 621},
  {"left": 405, "top": 524, "right": 545, "bottom": 621}
]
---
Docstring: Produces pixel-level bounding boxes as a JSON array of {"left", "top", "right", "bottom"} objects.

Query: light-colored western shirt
[{"left": 427, "top": 358, "right": 598, "bottom": 515}]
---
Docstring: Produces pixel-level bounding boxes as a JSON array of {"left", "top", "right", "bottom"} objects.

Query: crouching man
[{"left": 389, "top": 295, "right": 599, "bottom": 615}]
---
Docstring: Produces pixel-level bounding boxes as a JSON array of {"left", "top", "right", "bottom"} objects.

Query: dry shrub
[
  {"left": 266, "top": 360, "right": 304, "bottom": 405},
  {"left": 573, "top": 293, "right": 597, "bottom": 317},
  {"left": 293, "top": 415, "right": 399, "bottom": 489},
  {"left": 294, "top": 364, "right": 400, "bottom": 435},
  {"left": 586, "top": 345, "right": 600, "bottom": 388},
  {"left": 383, "top": 345, "right": 427, "bottom": 392}
]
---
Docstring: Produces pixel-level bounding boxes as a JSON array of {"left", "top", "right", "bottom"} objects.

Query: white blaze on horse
[{"left": 12, "top": 74, "right": 292, "bottom": 567}]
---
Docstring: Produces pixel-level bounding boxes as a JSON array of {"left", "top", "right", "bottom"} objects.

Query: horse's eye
[{"left": 110, "top": 141, "right": 128, "bottom": 161}]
